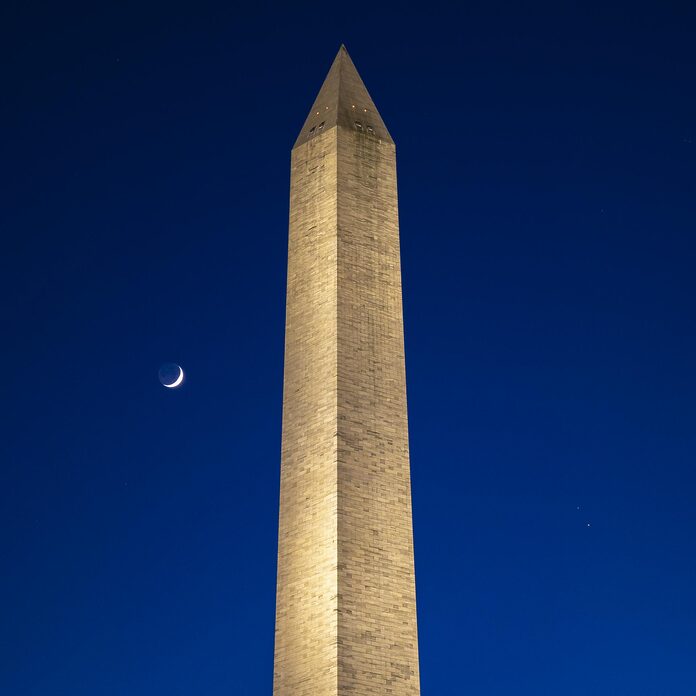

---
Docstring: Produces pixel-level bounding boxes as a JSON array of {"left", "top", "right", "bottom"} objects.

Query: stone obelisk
[{"left": 273, "top": 46, "right": 420, "bottom": 696}]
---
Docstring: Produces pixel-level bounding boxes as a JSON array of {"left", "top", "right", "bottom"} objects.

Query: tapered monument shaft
[{"left": 274, "top": 46, "right": 420, "bottom": 696}]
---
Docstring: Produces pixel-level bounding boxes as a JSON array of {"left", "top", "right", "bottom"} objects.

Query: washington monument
[{"left": 273, "top": 46, "right": 420, "bottom": 695}]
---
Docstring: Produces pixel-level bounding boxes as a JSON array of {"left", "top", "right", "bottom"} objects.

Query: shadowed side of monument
[{"left": 274, "top": 46, "right": 420, "bottom": 696}]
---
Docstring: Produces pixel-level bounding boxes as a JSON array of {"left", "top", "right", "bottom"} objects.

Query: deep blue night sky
[{"left": 2, "top": 2, "right": 695, "bottom": 694}]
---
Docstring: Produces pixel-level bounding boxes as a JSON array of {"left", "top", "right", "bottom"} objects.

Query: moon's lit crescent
[{"left": 164, "top": 365, "right": 184, "bottom": 388}]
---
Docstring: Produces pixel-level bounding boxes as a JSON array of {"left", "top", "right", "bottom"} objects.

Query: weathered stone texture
[{"left": 274, "top": 46, "right": 420, "bottom": 696}]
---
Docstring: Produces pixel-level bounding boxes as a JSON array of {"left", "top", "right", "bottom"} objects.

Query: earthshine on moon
[{"left": 159, "top": 363, "right": 184, "bottom": 388}]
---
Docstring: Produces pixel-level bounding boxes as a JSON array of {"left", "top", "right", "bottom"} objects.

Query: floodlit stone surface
[{"left": 274, "top": 46, "right": 420, "bottom": 696}]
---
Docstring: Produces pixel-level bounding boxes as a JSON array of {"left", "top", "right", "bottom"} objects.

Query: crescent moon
[{"left": 164, "top": 365, "right": 184, "bottom": 388}]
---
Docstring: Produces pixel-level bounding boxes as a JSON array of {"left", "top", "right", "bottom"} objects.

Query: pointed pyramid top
[{"left": 293, "top": 45, "right": 393, "bottom": 149}]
